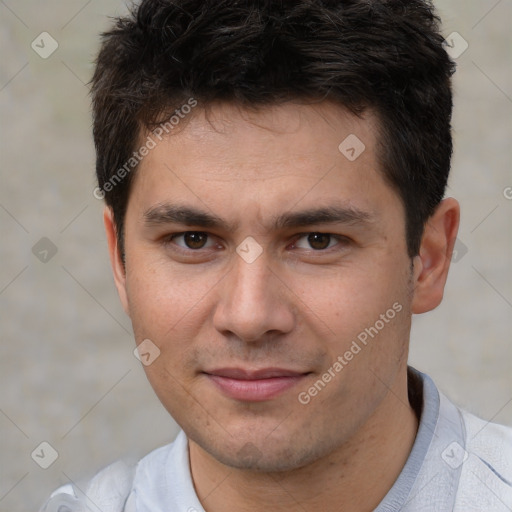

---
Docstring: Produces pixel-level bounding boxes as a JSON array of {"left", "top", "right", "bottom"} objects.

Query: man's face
[{"left": 117, "top": 102, "right": 416, "bottom": 471}]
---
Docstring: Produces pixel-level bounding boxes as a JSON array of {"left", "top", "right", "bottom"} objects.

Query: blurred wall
[{"left": 0, "top": 1, "right": 511, "bottom": 509}]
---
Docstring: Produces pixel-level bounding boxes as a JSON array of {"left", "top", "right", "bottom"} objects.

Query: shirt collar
[{"left": 375, "top": 366, "right": 465, "bottom": 511}]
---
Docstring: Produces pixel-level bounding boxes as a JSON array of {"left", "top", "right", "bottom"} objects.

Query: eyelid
[
  {"left": 163, "top": 231, "right": 218, "bottom": 250},
  {"left": 291, "top": 233, "right": 351, "bottom": 251},
  {"left": 161, "top": 231, "right": 351, "bottom": 253}
]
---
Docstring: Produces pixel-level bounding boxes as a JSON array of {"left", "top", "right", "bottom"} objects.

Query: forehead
[
  {"left": 127, "top": 101, "right": 400, "bottom": 228},
  {"left": 149, "top": 101, "right": 379, "bottom": 176}
]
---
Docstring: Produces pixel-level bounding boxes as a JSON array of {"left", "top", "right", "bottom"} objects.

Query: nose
[{"left": 212, "top": 251, "right": 295, "bottom": 343}]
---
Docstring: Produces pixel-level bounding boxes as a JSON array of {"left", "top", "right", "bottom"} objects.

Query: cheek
[
  {"left": 298, "top": 255, "right": 407, "bottom": 330},
  {"left": 124, "top": 255, "right": 214, "bottom": 350},
  {"left": 301, "top": 254, "right": 411, "bottom": 383},
  {"left": 124, "top": 261, "right": 210, "bottom": 413}
]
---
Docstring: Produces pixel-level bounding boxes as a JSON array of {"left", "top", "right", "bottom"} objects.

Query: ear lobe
[
  {"left": 103, "top": 206, "right": 130, "bottom": 316},
  {"left": 411, "top": 197, "right": 460, "bottom": 314}
]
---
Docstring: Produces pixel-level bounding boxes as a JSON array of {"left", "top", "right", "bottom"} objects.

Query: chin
[{"left": 198, "top": 432, "right": 324, "bottom": 473}]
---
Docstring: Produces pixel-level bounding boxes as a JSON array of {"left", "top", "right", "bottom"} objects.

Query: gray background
[{"left": 0, "top": 0, "right": 511, "bottom": 510}]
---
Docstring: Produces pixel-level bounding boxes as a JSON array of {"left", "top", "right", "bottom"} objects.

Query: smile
[{"left": 203, "top": 368, "right": 310, "bottom": 402}]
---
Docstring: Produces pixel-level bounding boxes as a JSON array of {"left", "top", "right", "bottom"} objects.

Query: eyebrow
[{"left": 143, "top": 203, "right": 375, "bottom": 232}]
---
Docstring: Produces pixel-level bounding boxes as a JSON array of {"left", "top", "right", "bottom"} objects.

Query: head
[{"left": 92, "top": 0, "right": 459, "bottom": 472}]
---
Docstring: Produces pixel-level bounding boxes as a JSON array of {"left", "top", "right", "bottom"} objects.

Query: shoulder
[
  {"left": 39, "top": 441, "right": 177, "bottom": 512},
  {"left": 455, "top": 407, "right": 512, "bottom": 511},
  {"left": 39, "top": 459, "right": 137, "bottom": 512},
  {"left": 463, "top": 408, "right": 512, "bottom": 469}
]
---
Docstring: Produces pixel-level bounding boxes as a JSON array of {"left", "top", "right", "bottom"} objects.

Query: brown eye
[
  {"left": 307, "top": 233, "right": 333, "bottom": 250},
  {"left": 182, "top": 232, "right": 209, "bottom": 249},
  {"left": 163, "top": 231, "right": 220, "bottom": 259},
  {"left": 293, "top": 232, "right": 348, "bottom": 252}
]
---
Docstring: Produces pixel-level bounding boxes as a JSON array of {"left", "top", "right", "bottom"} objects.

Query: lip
[{"left": 203, "top": 368, "right": 310, "bottom": 402}]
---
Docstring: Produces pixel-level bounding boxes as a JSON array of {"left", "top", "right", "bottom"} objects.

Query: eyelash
[{"left": 163, "top": 231, "right": 351, "bottom": 253}]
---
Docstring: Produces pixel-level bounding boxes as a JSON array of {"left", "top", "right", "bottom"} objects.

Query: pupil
[
  {"left": 185, "top": 232, "right": 207, "bottom": 249},
  {"left": 308, "top": 233, "right": 330, "bottom": 250}
]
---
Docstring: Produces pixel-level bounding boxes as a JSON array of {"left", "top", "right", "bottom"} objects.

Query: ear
[
  {"left": 411, "top": 197, "right": 460, "bottom": 314},
  {"left": 103, "top": 206, "right": 130, "bottom": 316}
]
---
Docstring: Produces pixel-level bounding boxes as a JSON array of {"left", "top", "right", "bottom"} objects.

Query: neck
[{"left": 189, "top": 369, "right": 419, "bottom": 512}]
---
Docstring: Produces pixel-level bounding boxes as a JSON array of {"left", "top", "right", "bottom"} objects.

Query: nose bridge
[
  {"left": 228, "top": 252, "right": 273, "bottom": 313},
  {"left": 213, "top": 250, "right": 293, "bottom": 342}
]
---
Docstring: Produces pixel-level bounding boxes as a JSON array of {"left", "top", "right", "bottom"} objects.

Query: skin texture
[{"left": 104, "top": 101, "right": 460, "bottom": 511}]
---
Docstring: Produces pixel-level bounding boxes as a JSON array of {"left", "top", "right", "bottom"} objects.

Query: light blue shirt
[{"left": 41, "top": 367, "right": 512, "bottom": 511}]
